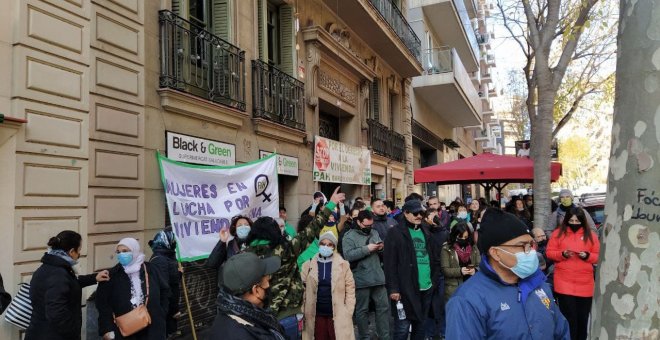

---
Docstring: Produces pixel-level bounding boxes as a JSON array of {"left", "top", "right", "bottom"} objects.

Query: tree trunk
[
  {"left": 590, "top": 1, "right": 660, "bottom": 338},
  {"left": 531, "top": 89, "right": 555, "bottom": 227}
]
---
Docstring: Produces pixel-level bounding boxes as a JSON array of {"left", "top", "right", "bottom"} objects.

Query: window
[
  {"left": 189, "top": 0, "right": 208, "bottom": 28},
  {"left": 171, "top": 0, "right": 232, "bottom": 41},
  {"left": 258, "top": 0, "right": 295, "bottom": 75},
  {"left": 370, "top": 78, "right": 380, "bottom": 121},
  {"left": 390, "top": 92, "right": 400, "bottom": 131}
]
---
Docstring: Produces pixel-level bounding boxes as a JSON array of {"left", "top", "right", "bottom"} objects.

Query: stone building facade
[{"left": 0, "top": 0, "right": 429, "bottom": 338}]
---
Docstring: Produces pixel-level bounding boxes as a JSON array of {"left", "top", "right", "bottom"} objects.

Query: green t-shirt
[{"left": 408, "top": 227, "right": 432, "bottom": 291}]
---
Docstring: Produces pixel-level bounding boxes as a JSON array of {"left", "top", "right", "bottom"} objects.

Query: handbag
[
  {"left": 4, "top": 283, "right": 31, "bottom": 330},
  {"left": 114, "top": 264, "right": 152, "bottom": 337}
]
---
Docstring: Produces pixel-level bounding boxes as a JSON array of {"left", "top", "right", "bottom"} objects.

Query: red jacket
[{"left": 546, "top": 227, "right": 600, "bottom": 297}]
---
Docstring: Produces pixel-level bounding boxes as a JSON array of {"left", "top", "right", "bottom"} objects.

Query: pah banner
[
  {"left": 312, "top": 136, "right": 371, "bottom": 185},
  {"left": 158, "top": 152, "right": 279, "bottom": 261}
]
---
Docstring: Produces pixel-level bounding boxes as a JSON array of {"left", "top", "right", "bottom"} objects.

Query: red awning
[{"left": 414, "top": 152, "right": 562, "bottom": 184}]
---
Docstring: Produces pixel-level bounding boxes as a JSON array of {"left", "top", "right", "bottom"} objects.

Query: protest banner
[
  {"left": 312, "top": 135, "right": 371, "bottom": 185},
  {"left": 158, "top": 152, "right": 279, "bottom": 261}
]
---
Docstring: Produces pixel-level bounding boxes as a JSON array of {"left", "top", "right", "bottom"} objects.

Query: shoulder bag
[
  {"left": 3, "top": 283, "right": 31, "bottom": 330},
  {"left": 114, "top": 264, "right": 151, "bottom": 336}
]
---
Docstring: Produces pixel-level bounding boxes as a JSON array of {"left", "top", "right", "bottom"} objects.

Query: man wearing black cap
[
  {"left": 384, "top": 199, "right": 441, "bottom": 340},
  {"left": 445, "top": 209, "right": 569, "bottom": 340},
  {"left": 208, "top": 252, "right": 285, "bottom": 339}
]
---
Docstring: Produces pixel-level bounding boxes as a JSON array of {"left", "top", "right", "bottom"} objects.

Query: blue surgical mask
[
  {"left": 457, "top": 211, "right": 468, "bottom": 219},
  {"left": 496, "top": 248, "right": 539, "bottom": 279},
  {"left": 236, "top": 225, "right": 251, "bottom": 240},
  {"left": 117, "top": 252, "right": 133, "bottom": 266},
  {"left": 319, "top": 245, "right": 334, "bottom": 258}
]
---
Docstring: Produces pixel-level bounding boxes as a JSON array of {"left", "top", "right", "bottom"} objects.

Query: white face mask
[{"left": 457, "top": 211, "right": 468, "bottom": 219}]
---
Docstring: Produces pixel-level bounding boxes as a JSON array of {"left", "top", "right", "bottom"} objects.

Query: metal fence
[
  {"left": 251, "top": 60, "right": 305, "bottom": 131},
  {"left": 159, "top": 10, "right": 246, "bottom": 111}
]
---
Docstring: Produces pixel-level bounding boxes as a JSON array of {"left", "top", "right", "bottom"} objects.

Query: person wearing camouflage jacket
[{"left": 244, "top": 187, "right": 345, "bottom": 339}]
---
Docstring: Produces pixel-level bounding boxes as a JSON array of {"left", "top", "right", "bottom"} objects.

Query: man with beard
[
  {"left": 371, "top": 198, "right": 398, "bottom": 241},
  {"left": 384, "top": 200, "right": 441, "bottom": 340},
  {"left": 208, "top": 253, "right": 285, "bottom": 339}
]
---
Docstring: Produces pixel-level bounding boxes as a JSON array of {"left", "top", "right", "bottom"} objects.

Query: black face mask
[
  {"left": 568, "top": 223, "right": 582, "bottom": 232},
  {"left": 456, "top": 239, "right": 469, "bottom": 247},
  {"left": 433, "top": 215, "right": 441, "bottom": 226},
  {"left": 255, "top": 285, "right": 271, "bottom": 309},
  {"left": 361, "top": 226, "right": 372, "bottom": 235},
  {"left": 537, "top": 239, "right": 548, "bottom": 247}
]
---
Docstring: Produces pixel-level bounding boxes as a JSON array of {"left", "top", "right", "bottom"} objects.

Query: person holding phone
[
  {"left": 546, "top": 207, "right": 600, "bottom": 340},
  {"left": 441, "top": 221, "right": 480, "bottom": 301}
]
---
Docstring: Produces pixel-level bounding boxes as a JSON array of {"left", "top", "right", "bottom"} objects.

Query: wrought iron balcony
[
  {"left": 251, "top": 60, "right": 305, "bottom": 131},
  {"left": 159, "top": 10, "right": 246, "bottom": 111},
  {"left": 367, "top": 119, "right": 406, "bottom": 163},
  {"left": 369, "top": 0, "right": 422, "bottom": 61}
]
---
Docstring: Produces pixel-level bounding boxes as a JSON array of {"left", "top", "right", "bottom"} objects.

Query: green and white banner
[{"left": 158, "top": 152, "right": 279, "bottom": 261}]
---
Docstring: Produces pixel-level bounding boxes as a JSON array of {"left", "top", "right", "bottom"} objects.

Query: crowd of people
[{"left": 17, "top": 186, "right": 602, "bottom": 340}]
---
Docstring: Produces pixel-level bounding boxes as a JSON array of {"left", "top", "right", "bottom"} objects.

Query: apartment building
[
  {"left": 0, "top": 0, "right": 422, "bottom": 337},
  {"left": 407, "top": 0, "right": 500, "bottom": 201}
]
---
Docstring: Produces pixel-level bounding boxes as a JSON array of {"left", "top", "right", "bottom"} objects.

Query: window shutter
[
  {"left": 371, "top": 79, "right": 380, "bottom": 121},
  {"left": 172, "top": 0, "right": 180, "bottom": 15},
  {"left": 257, "top": 0, "right": 266, "bottom": 61},
  {"left": 212, "top": 0, "right": 230, "bottom": 41},
  {"left": 279, "top": 4, "right": 295, "bottom": 75}
]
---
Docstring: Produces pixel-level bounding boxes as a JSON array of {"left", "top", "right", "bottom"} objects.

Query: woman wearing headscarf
[
  {"left": 148, "top": 228, "right": 180, "bottom": 337},
  {"left": 300, "top": 232, "right": 356, "bottom": 340},
  {"left": 26, "top": 230, "right": 109, "bottom": 340},
  {"left": 96, "top": 238, "right": 170, "bottom": 340},
  {"left": 207, "top": 215, "right": 254, "bottom": 287}
]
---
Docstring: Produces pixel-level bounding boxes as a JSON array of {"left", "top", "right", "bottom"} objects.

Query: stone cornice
[
  {"left": 252, "top": 118, "right": 307, "bottom": 145},
  {"left": 158, "top": 89, "right": 247, "bottom": 129}
]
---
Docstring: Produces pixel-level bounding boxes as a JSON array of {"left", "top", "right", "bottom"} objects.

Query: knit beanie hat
[
  {"left": 559, "top": 189, "right": 573, "bottom": 197},
  {"left": 477, "top": 209, "right": 530, "bottom": 254},
  {"left": 319, "top": 231, "right": 338, "bottom": 246}
]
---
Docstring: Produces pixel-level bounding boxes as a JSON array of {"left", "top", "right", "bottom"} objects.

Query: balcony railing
[
  {"left": 422, "top": 47, "right": 453, "bottom": 75},
  {"left": 369, "top": 0, "right": 421, "bottom": 60},
  {"left": 159, "top": 10, "right": 246, "bottom": 111},
  {"left": 367, "top": 119, "right": 406, "bottom": 163},
  {"left": 251, "top": 60, "right": 305, "bottom": 131}
]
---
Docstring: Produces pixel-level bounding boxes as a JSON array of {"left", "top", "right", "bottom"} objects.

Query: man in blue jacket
[{"left": 446, "top": 209, "right": 570, "bottom": 340}]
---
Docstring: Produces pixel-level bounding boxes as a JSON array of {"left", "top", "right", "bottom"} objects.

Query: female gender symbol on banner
[{"left": 254, "top": 174, "right": 272, "bottom": 202}]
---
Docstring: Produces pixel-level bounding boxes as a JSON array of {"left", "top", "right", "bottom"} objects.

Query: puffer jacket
[
  {"left": 446, "top": 257, "right": 570, "bottom": 340},
  {"left": 25, "top": 254, "right": 97, "bottom": 340},
  {"left": 546, "top": 227, "right": 600, "bottom": 297}
]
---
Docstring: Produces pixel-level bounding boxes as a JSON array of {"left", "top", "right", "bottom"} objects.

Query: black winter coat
[
  {"left": 207, "top": 313, "right": 282, "bottom": 340},
  {"left": 25, "top": 254, "right": 97, "bottom": 340},
  {"left": 150, "top": 249, "right": 181, "bottom": 335},
  {"left": 96, "top": 263, "right": 170, "bottom": 340},
  {"left": 425, "top": 223, "right": 449, "bottom": 320},
  {"left": 384, "top": 221, "right": 441, "bottom": 321}
]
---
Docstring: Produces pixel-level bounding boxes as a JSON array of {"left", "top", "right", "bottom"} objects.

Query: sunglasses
[{"left": 408, "top": 211, "right": 423, "bottom": 217}]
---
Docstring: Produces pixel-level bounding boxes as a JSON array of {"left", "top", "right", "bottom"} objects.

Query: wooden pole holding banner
[{"left": 178, "top": 262, "right": 198, "bottom": 340}]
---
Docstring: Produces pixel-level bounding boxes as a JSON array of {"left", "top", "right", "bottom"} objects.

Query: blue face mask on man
[
  {"left": 117, "top": 252, "right": 133, "bottom": 266},
  {"left": 495, "top": 248, "right": 539, "bottom": 279}
]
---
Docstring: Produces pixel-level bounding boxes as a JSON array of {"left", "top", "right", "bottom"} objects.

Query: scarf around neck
[
  {"left": 454, "top": 243, "right": 472, "bottom": 265},
  {"left": 48, "top": 248, "right": 78, "bottom": 267},
  {"left": 117, "top": 238, "right": 146, "bottom": 307}
]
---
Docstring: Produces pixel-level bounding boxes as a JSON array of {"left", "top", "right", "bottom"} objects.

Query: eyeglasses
[
  {"left": 499, "top": 240, "right": 537, "bottom": 254},
  {"left": 408, "top": 211, "right": 423, "bottom": 217},
  {"left": 361, "top": 222, "right": 374, "bottom": 227}
]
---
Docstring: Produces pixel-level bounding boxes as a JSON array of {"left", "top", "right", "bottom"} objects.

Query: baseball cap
[
  {"left": 402, "top": 199, "right": 424, "bottom": 213},
  {"left": 223, "top": 252, "right": 281, "bottom": 295}
]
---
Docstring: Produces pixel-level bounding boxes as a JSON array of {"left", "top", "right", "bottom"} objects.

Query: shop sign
[
  {"left": 259, "top": 151, "right": 299, "bottom": 177},
  {"left": 312, "top": 136, "right": 371, "bottom": 185},
  {"left": 166, "top": 131, "right": 235, "bottom": 166}
]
